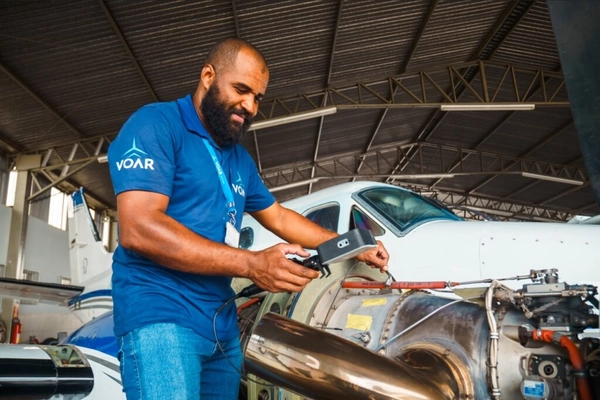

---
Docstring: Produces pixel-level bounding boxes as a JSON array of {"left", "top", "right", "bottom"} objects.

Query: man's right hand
[{"left": 248, "top": 243, "right": 320, "bottom": 293}]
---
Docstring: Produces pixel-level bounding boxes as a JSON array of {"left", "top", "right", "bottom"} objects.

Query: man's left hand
[{"left": 355, "top": 240, "right": 389, "bottom": 273}]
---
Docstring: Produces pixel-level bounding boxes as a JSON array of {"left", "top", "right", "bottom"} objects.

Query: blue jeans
[{"left": 117, "top": 323, "right": 242, "bottom": 400}]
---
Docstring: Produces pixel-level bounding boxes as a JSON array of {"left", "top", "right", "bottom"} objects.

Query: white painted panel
[
  {"left": 23, "top": 216, "right": 69, "bottom": 283},
  {"left": 480, "top": 232, "right": 600, "bottom": 288}
]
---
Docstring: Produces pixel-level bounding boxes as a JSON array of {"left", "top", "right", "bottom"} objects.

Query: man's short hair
[{"left": 205, "top": 37, "right": 268, "bottom": 73}]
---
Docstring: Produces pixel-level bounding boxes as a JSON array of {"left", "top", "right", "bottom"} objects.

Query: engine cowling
[{"left": 237, "top": 265, "right": 599, "bottom": 400}]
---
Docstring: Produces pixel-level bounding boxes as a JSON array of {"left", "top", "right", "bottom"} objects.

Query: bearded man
[{"left": 107, "top": 37, "right": 389, "bottom": 400}]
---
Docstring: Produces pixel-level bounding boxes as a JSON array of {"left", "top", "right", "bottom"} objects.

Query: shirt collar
[{"left": 178, "top": 94, "right": 217, "bottom": 143}]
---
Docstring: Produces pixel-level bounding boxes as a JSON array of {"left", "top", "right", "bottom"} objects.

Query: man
[{"left": 107, "top": 37, "right": 389, "bottom": 400}]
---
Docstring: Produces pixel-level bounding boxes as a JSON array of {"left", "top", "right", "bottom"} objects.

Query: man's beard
[{"left": 200, "top": 84, "right": 253, "bottom": 147}]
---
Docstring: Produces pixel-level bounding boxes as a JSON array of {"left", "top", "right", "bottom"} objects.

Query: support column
[
  {"left": 0, "top": 154, "right": 40, "bottom": 343},
  {"left": 108, "top": 215, "right": 118, "bottom": 253},
  {"left": 0, "top": 154, "right": 9, "bottom": 205},
  {"left": 548, "top": 1, "right": 600, "bottom": 206}
]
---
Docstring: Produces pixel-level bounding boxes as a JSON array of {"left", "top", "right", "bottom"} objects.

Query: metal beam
[
  {"left": 252, "top": 130, "right": 263, "bottom": 173},
  {"left": 501, "top": 124, "right": 579, "bottom": 201},
  {"left": 469, "top": 0, "right": 534, "bottom": 61},
  {"left": 16, "top": 134, "right": 589, "bottom": 218},
  {"left": 467, "top": 119, "right": 574, "bottom": 194},
  {"left": 0, "top": 131, "right": 22, "bottom": 154},
  {"left": 10, "top": 133, "right": 115, "bottom": 164},
  {"left": 428, "top": 67, "right": 565, "bottom": 191},
  {"left": 3, "top": 63, "right": 563, "bottom": 153},
  {"left": 269, "top": 177, "right": 579, "bottom": 223},
  {"left": 431, "top": 190, "right": 576, "bottom": 222},
  {"left": 353, "top": 0, "right": 438, "bottom": 180},
  {"left": 538, "top": 183, "right": 588, "bottom": 207},
  {"left": 427, "top": 110, "right": 517, "bottom": 188},
  {"left": 325, "top": 0, "right": 344, "bottom": 87},
  {"left": 308, "top": 0, "right": 344, "bottom": 195},
  {"left": 0, "top": 61, "right": 85, "bottom": 139},
  {"left": 385, "top": 65, "right": 479, "bottom": 185},
  {"left": 386, "top": 1, "right": 536, "bottom": 186},
  {"left": 385, "top": 64, "right": 565, "bottom": 184},
  {"left": 28, "top": 159, "right": 96, "bottom": 202},
  {"left": 254, "top": 61, "right": 568, "bottom": 122},
  {"left": 231, "top": 0, "right": 241, "bottom": 38},
  {"left": 98, "top": 0, "right": 158, "bottom": 102},
  {"left": 9, "top": 61, "right": 570, "bottom": 210},
  {"left": 260, "top": 142, "right": 588, "bottom": 198},
  {"left": 6, "top": 133, "right": 113, "bottom": 209},
  {"left": 402, "top": 0, "right": 438, "bottom": 73},
  {"left": 33, "top": 167, "right": 110, "bottom": 211},
  {"left": 573, "top": 200, "right": 599, "bottom": 213}
]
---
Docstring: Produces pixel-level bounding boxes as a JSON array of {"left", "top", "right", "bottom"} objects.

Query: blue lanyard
[{"left": 202, "top": 138, "right": 237, "bottom": 226}]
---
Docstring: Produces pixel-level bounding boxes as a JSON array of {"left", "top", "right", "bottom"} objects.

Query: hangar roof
[{"left": 1, "top": 0, "right": 597, "bottom": 222}]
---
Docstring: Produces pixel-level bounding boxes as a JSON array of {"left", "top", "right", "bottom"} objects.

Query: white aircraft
[
  {"left": 237, "top": 183, "right": 598, "bottom": 399},
  {"left": 0, "top": 188, "right": 122, "bottom": 400},
  {"left": 241, "top": 181, "right": 600, "bottom": 290},
  {"left": 67, "top": 189, "right": 114, "bottom": 324},
  {"left": 1, "top": 182, "right": 598, "bottom": 399}
]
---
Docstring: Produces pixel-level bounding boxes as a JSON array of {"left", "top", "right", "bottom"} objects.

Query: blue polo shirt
[{"left": 107, "top": 95, "right": 274, "bottom": 340}]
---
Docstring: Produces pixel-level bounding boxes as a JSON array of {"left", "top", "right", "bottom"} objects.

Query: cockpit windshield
[{"left": 354, "top": 186, "right": 463, "bottom": 235}]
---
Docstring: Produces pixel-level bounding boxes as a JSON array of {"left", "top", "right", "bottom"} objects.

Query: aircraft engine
[{"left": 236, "top": 266, "right": 599, "bottom": 400}]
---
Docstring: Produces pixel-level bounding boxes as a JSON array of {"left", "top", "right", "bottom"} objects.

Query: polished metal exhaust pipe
[
  {"left": 0, "top": 344, "right": 94, "bottom": 399},
  {"left": 245, "top": 313, "right": 451, "bottom": 400}
]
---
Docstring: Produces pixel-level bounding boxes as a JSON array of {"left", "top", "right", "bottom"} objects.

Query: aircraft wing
[{"left": 0, "top": 277, "right": 84, "bottom": 305}]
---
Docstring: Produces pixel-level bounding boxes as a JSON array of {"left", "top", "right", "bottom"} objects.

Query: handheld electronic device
[{"left": 239, "top": 229, "right": 377, "bottom": 297}]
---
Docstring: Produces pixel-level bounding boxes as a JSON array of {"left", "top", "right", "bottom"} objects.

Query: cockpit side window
[
  {"left": 350, "top": 207, "right": 385, "bottom": 237},
  {"left": 304, "top": 203, "right": 340, "bottom": 232},
  {"left": 355, "top": 187, "right": 462, "bottom": 235}
]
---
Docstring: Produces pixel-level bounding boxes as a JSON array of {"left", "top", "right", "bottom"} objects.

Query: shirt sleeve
[{"left": 108, "top": 105, "right": 178, "bottom": 197}]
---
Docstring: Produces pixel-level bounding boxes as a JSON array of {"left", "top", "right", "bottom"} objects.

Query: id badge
[{"left": 225, "top": 221, "right": 240, "bottom": 248}]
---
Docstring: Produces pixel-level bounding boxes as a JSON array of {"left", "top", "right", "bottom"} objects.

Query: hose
[
  {"left": 237, "top": 297, "right": 260, "bottom": 315},
  {"left": 341, "top": 280, "right": 454, "bottom": 290},
  {"left": 531, "top": 329, "right": 593, "bottom": 400}
]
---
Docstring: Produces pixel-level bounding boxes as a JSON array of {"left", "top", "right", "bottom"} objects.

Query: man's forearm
[
  {"left": 261, "top": 206, "right": 338, "bottom": 249},
  {"left": 119, "top": 209, "right": 256, "bottom": 278}
]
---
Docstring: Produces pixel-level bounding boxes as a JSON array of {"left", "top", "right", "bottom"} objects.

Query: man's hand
[
  {"left": 248, "top": 243, "right": 320, "bottom": 293},
  {"left": 355, "top": 240, "right": 389, "bottom": 273}
]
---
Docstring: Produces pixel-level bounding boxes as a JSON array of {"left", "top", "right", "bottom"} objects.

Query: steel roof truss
[
  {"left": 354, "top": 0, "right": 439, "bottom": 181},
  {"left": 252, "top": 61, "right": 569, "bottom": 122},
  {"left": 308, "top": 0, "right": 344, "bottom": 195},
  {"left": 28, "top": 159, "right": 95, "bottom": 202},
  {"left": 433, "top": 191, "right": 575, "bottom": 222},
  {"left": 261, "top": 142, "right": 588, "bottom": 188}
]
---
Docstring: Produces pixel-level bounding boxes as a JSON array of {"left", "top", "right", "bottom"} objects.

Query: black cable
[
  {"left": 212, "top": 284, "right": 276, "bottom": 387},
  {"left": 212, "top": 294, "right": 243, "bottom": 373}
]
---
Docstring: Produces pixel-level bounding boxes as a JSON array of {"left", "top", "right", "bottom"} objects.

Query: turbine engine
[{"left": 236, "top": 266, "right": 599, "bottom": 400}]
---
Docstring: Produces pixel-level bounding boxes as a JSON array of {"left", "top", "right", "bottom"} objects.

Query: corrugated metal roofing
[
  {"left": 491, "top": 1, "right": 561, "bottom": 70},
  {"left": 0, "top": 0, "right": 598, "bottom": 219},
  {"left": 409, "top": 0, "right": 508, "bottom": 70}
]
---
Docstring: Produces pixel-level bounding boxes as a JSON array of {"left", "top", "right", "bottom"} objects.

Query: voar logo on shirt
[
  {"left": 232, "top": 172, "right": 245, "bottom": 197},
  {"left": 116, "top": 138, "right": 155, "bottom": 171}
]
